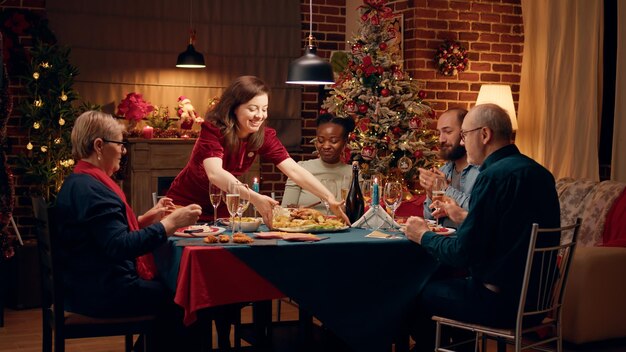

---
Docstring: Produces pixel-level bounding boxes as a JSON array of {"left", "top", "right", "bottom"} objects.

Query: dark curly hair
[{"left": 316, "top": 113, "right": 355, "bottom": 140}]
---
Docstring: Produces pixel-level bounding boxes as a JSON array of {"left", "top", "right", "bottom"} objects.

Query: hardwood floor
[{"left": 1, "top": 300, "right": 625, "bottom": 351}]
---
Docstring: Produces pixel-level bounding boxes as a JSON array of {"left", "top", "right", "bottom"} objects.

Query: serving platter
[{"left": 174, "top": 225, "right": 226, "bottom": 237}]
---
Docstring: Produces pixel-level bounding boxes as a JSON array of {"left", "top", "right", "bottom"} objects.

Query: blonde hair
[{"left": 71, "top": 111, "right": 125, "bottom": 159}]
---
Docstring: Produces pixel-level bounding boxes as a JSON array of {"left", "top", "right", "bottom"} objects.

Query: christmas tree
[
  {"left": 322, "top": 0, "right": 439, "bottom": 186},
  {"left": 17, "top": 42, "right": 79, "bottom": 200}
]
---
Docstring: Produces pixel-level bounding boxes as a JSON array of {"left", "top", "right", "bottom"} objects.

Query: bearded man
[{"left": 418, "top": 108, "right": 479, "bottom": 228}]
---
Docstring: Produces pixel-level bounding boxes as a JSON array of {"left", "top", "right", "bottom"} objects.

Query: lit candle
[
  {"left": 252, "top": 177, "right": 260, "bottom": 193},
  {"left": 142, "top": 125, "right": 154, "bottom": 139},
  {"left": 372, "top": 177, "right": 379, "bottom": 206}
]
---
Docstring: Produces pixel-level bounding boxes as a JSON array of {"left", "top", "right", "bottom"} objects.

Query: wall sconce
[
  {"left": 475, "top": 84, "right": 518, "bottom": 131},
  {"left": 176, "top": 0, "right": 205, "bottom": 68},
  {"left": 285, "top": 0, "right": 334, "bottom": 85}
]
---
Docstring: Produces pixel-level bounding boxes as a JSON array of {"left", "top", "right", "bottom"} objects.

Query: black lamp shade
[
  {"left": 176, "top": 44, "right": 206, "bottom": 68},
  {"left": 286, "top": 45, "right": 334, "bottom": 85}
]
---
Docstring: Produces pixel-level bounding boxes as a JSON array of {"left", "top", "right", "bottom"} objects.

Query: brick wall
[
  {"left": 263, "top": 0, "right": 523, "bottom": 200},
  {"left": 1, "top": 2, "right": 47, "bottom": 238}
]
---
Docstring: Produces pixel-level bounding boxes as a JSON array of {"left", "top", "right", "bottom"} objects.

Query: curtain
[
  {"left": 612, "top": 1, "right": 626, "bottom": 181},
  {"left": 517, "top": 0, "right": 602, "bottom": 181},
  {"left": 45, "top": 0, "right": 303, "bottom": 149}
]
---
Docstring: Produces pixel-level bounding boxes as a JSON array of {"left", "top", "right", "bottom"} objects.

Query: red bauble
[
  {"left": 414, "top": 150, "right": 423, "bottom": 159},
  {"left": 319, "top": 108, "right": 328, "bottom": 115},
  {"left": 418, "top": 90, "right": 427, "bottom": 99},
  {"left": 377, "top": 66, "right": 385, "bottom": 75},
  {"left": 345, "top": 101, "right": 357, "bottom": 113},
  {"left": 392, "top": 126, "right": 402, "bottom": 135},
  {"left": 381, "top": 88, "right": 390, "bottom": 97},
  {"left": 358, "top": 104, "right": 368, "bottom": 114},
  {"left": 379, "top": 42, "right": 388, "bottom": 51},
  {"left": 349, "top": 132, "right": 357, "bottom": 141},
  {"left": 382, "top": 135, "right": 391, "bottom": 143}
]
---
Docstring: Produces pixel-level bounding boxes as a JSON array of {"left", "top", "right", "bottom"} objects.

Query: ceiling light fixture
[
  {"left": 286, "top": 0, "right": 334, "bottom": 85},
  {"left": 176, "top": 0, "right": 206, "bottom": 68}
]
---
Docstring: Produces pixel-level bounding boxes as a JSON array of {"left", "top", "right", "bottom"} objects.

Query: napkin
[{"left": 351, "top": 206, "right": 401, "bottom": 229}]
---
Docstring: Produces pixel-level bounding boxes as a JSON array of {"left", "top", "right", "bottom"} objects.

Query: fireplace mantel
[{"left": 122, "top": 138, "right": 196, "bottom": 215}]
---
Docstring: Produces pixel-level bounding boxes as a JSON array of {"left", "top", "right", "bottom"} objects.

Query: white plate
[
  {"left": 431, "top": 227, "right": 456, "bottom": 235},
  {"left": 174, "top": 225, "right": 226, "bottom": 237}
]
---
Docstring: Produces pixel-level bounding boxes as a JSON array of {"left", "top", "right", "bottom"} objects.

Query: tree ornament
[
  {"left": 27, "top": 142, "right": 33, "bottom": 150},
  {"left": 409, "top": 117, "right": 421, "bottom": 130},
  {"left": 418, "top": 90, "right": 427, "bottom": 99},
  {"left": 33, "top": 121, "right": 40, "bottom": 129},
  {"left": 379, "top": 42, "right": 388, "bottom": 51},
  {"left": 361, "top": 145, "right": 376, "bottom": 160},
  {"left": 345, "top": 101, "right": 357, "bottom": 113},
  {"left": 34, "top": 99, "right": 43, "bottom": 107},
  {"left": 40, "top": 145, "right": 48, "bottom": 152},
  {"left": 60, "top": 91, "right": 68, "bottom": 101},
  {"left": 397, "top": 156, "right": 413, "bottom": 173},
  {"left": 33, "top": 72, "right": 40, "bottom": 80},
  {"left": 413, "top": 150, "right": 423, "bottom": 159},
  {"left": 380, "top": 88, "right": 390, "bottom": 97},
  {"left": 54, "top": 138, "right": 61, "bottom": 144},
  {"left": 58, "top": 117, "right": 65, "bottom": 125},
  {"left": 358, "top": 104, "right": 368, "bottom": 114}
]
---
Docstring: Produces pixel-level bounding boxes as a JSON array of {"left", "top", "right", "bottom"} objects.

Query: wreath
[{"left": 434, "top": 40, "right": 469, "bottom": 76}]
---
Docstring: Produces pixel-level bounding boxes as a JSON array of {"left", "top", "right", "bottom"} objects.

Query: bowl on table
[{"left": 219, "top": 217, "right": 263, "bottom": 232}]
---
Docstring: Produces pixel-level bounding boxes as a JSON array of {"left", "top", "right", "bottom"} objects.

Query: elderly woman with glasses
[{"left": 55, "top": 112, "right": 203, "bottom": 349}]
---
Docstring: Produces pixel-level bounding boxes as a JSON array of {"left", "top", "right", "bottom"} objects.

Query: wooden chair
[
  {"left": 432, "top": 218, "right": 581, "bottom": 352},
  {"left": 33, "top": 197, "right": 156, "bottom": 352}
]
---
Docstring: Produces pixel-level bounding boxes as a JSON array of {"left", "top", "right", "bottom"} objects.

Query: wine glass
[
  {"left": 320, "top": 179, "right": 338, "bottom": 215},
  {"left": 225, "top": 180, "right": 241, "bottom": 234},
  {"left": 384, "top": 181, "right": 403, "bottom": 229},
  {"left": 340, "top": 175, "right": 351, "bottom": 202},
  {"left": 209, "top": 182, "right": 222, "bottom": 225},
  {"left": 361, "top": 179, "right": 373, "bottom": 206},
  {"left": 236, "top": 184, "right": 251, "bottom": 233},
  {"left": 431, "top": 177, "right": 447, "bottom": 227}
]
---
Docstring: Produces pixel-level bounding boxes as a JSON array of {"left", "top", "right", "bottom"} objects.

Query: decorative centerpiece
[
  {"left": 116, "top": 92, "right": 154, "bottom": 129},
  {"left": 434, "top": 39, "right": 469, "bottom": 76}
]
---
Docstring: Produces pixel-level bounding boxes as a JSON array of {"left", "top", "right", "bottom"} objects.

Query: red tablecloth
[{"left": 173, "top": 246, "right": 283, "bottom": 325}]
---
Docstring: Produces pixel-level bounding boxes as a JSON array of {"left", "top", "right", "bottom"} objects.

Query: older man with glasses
[{"left": 403, "top": 103, "right": 561, "bottom": 351}]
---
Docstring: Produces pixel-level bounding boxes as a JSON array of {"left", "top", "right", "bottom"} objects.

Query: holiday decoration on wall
[
  {"left": 434, "top": 39, "right": 469, "bottom": 76},
  {"left": 16, "top": 42, "right": 79, "bottom": 201},
  {"left": 321, "top": 0, "right": 439, "bottom": 184}
]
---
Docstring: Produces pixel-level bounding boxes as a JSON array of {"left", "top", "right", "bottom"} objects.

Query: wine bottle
[{"left": 345, "top": 161, "right": 365, "bottom": 224}]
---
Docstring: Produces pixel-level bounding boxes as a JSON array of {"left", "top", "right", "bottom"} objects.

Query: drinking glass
[
  {"left": 431, "top": 177, "right": 447, "bottom": 227},
  {"left": 236, "top": 184, "right": 251, "bottom": 233},
  {"left": 320, "top": 179, "right": 338, "bottom": 215},
  {"left": 384, "top": 181, "right": 403, "bottom": 229},
  {"left": 209, "top": 183, "right": 222, "bottom": 225},
  {"left": 225, "top": 181, "right": 241, "bottom": 234}
]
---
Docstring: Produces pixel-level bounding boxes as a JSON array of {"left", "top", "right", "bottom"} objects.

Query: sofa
[{"left": 557, "top": 178, "right": 626, "bottom": 344}]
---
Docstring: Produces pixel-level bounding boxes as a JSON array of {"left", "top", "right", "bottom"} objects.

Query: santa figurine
[{"left": 177, "top": 96, "right": 203, "bottom": 129}]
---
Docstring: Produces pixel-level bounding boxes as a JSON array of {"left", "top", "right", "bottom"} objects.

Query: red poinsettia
[{"left": 116, "top": 92, "right": 154, "bottom": 122}]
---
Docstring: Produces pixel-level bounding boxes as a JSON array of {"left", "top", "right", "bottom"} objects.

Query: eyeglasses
[
  {"left": 460, "top": 127, "right": 484, "bottom": 141},
  {"left": 102, "top": 138, "right": 128, "bottom": 151}
]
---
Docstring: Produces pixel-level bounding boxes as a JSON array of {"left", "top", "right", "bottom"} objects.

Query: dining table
[{"left": 153, "top": 201, "right": 438, "bottom": 352}]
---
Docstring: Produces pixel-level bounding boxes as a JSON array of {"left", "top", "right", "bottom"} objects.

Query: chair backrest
[
  {"left": 33, "top": 197, "right": 66, "bottom": 330},
  {"left": 516, "top": 218, "right": 581, "bottom": 330}
]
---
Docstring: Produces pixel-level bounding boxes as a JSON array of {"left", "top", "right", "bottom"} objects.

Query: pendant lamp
[
  {"left": 176, "top": 0, "right": 205, "bottom": 68},
  {"left": 286, "top": 0, "right": 334, "bottom": 85}
]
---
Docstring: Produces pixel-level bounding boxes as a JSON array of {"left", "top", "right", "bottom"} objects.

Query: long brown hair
[{"left": 207, "top": 76, "right": 271, "bottom": 151}]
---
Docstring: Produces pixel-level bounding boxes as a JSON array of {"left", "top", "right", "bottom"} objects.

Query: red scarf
[{"left": 74, "top": 160, "right": 157, "bottom": 280}]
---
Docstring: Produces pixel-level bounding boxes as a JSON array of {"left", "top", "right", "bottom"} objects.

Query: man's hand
[
  {"left": 418, "top": 167, "right": 447, "bottom": 199},
  {"left": 403, "top": 216, "right": 430, "bottom": 244},
  {"left": 430, "top": 197, "right": 467, "bottom": 224}
]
